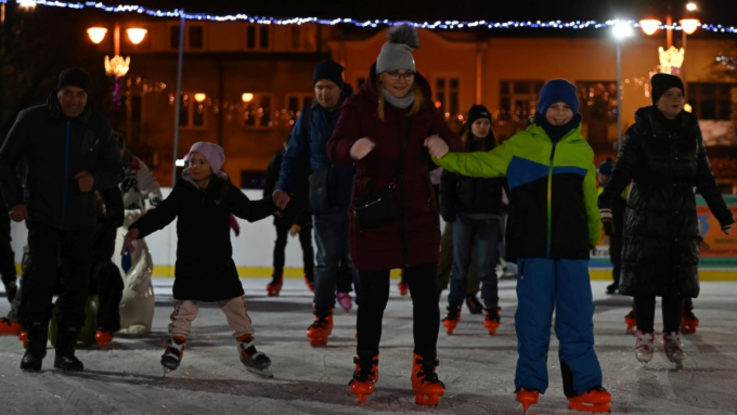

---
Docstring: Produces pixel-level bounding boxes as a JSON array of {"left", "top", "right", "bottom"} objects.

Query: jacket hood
[
  {"left": 47, "top": 89, "right": 93, "bottom": 122},
  {"left": 358, "top": 62, "right": 433, "bottom": 106}
]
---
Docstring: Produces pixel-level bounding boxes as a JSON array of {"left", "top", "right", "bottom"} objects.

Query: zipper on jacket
[
  {"left": 546, "top": 141, "right": 558, "bottom": 257},
  {"left": 60, "top": 121, "right": 72, "bottom": 229}
]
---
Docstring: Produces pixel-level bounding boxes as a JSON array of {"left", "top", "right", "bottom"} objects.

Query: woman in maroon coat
[{"left": 327, "top": 25, "right": 461, "bottom": 406}]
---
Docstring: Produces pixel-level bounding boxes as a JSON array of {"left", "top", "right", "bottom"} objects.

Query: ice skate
[
  {"left": 237, "top": 334, "right": 273, "bottom": 378},
  {"left": 515, "top": 388, "right": 539, "bottom": 413},
  {"left": 306, "top": 308, "right": 333, "bottom": 347},
  {"left": 663, "top": 332, "right": 686, "bottom": 368},
  {"left": 634, "top": 331, "right": 654, "bottom": 365},
  {"left": 18, "top": 330, "right": 28, "bottom": 348},
  {"left": 567, "top": 387, "right": 612, "bottom": 413},
  {"left": 161, "top": 336, "right": 187, "bottom": 374},
  {"left": 349, "top": 352, "right": 379, "bottom": 404},
  {"left": 411, "top": 352, "right": 444, "bottom": 406},
  {"left": 681, "top": 309, "right": 699, "bottom": 334},
  {"left": 624, "top": 309, "right": 636, "bottom": 334},
  {"left": 442, "top": 304, "right": 461, "bottom": 335},
  {"left": 337, "top": 292, "right": 353, "bottom": 312},
  {"left": 266, "top": 275, "right": 283, "bottom": 297},
  {"left": 465, "top": 294, "right": 483, "bottom": 314},
  {"left": 95, "top": 329, "right": 114, "bottom": 348},
  {"left": 53, "top": 326, "right": 84, "bottom": 372},
  {"left": 484, "top": 306, "right": 501, "bottom": 335},
  {"left": 0, "top": 317, "right": 21, "bottom": 335},
  {"left": 397, "top": 280, "right": 408, "bottom": 296}
]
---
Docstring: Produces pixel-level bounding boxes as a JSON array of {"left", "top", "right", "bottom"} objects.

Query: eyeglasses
[{"left": 385, "top": 70, "right": 416, "bottom": 81}]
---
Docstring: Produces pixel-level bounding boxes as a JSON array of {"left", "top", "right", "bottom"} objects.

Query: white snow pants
[{"left": 168, "top": 297, "right": 255, "bottom": 339}]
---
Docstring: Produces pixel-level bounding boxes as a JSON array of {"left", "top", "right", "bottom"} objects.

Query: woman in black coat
[
  {"left": 122, "top": 142, "right": 277, "bottom": 377},
  {"left": 599, "top": 74, "right": 733, "bottom": 368}
]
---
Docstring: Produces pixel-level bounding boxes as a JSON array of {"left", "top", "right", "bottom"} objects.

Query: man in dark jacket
[
  {"left": 272, "top": 59, "right": 358, "bottom": 347},
  {"left": 0, "top": 68, "right": 124, "bottom": 372}
]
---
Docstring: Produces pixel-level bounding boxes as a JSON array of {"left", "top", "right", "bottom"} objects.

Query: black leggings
[
  {"left": 634, "top": 296, "right": 683, "bottom": 334},
  {"left": 357, "top": 263, "right": 439, "bottom": 355}
]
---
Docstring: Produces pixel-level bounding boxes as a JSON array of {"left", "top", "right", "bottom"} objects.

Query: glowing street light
[
  {"left": 638, "top": 19, "right": 661, "bottom": 36},
  {"left": 679, "top": 18, "right": 700, "bottom": 35},
  {"left": 87, "top": 27, "right": 108, "bottom": 44},
  {"left": 194, "top": 93, "right": 207, "bottom": 103},
  {"left": 19, "top": 0, "right": 37, "bottom": 10},
  {"left": 126, "top": 28, "right": 148, "bottom": 45},
  {"left": 241, "top": 93, "right": 254, "bottom": 103},
  {"left": 686, "top": 2, "right": 697, "bottom": 12},
  {"left": 613, "top": 21, "right": 634, "bottom": 39}
]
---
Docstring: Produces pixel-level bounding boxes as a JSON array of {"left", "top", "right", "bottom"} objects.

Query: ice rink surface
[{"left": 1, "top": 278, "right": 736, "bottom": 415}]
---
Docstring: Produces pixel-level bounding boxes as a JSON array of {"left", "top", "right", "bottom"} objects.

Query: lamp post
[
  {"left": 613, "top": 22, "right": 633, "bottom": 151},
  {"left": 639, "top": 3, "right": 700, "bottom": 78},
  {"left": 87, "top": 23, "right": 148, "bottom": 77}
]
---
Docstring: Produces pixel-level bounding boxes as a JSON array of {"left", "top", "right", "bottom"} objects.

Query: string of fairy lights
[{"left": 3, "top": 0, "right": 737, "bottom": 34}]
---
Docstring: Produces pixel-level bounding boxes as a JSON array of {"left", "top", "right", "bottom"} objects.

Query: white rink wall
[{"left": 9, "top": 188, "right": 311, "bottom": 269}]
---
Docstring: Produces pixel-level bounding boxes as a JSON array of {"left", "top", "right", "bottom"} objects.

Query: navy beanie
[
  {"left": 597, "top": 157, "right": 615, "bottom": 176},
  {"left": 467, "top": 104, "right": 491, "bottom": 126},
  {"left": 313, "top": 59, "right": 344, "bottom": 88},
  {"left": 58, "top": 67, "right": 90, "bottom": 92},
  {"left": 537, "top": 79, "right": 579, "bottom": 116},
  {"left": 651, "top": 73, "right": 684, "bottom": 104}
]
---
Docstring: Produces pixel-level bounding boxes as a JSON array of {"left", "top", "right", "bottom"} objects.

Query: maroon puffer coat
[{"left": 327, "top": 64, "right": 462, "bottom": 271}]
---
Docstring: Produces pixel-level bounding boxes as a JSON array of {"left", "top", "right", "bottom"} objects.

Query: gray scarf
[{"left": 382, "top": 87, "right": 415, "bottom": 109}]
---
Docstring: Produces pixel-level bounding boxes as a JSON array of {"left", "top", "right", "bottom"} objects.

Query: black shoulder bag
[{"left": 352, "top": 114, "right": 409, "bottom": 228}]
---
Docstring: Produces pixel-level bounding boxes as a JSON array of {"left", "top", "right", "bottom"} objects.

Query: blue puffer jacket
[{"left": 277, "top": 84, "right": 354, "bottom": 208}]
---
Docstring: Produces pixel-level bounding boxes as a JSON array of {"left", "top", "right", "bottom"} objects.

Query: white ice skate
[
  {"left": 663, "top": 331, "right": 686, "bottom": 369},
  {"left": 634, "top": 330, "right": 655, "bottom": 365}
]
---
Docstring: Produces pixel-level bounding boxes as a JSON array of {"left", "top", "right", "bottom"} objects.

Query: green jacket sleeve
[
  {"left": 583, "top": 161, "right": 602, "bottom": 247},
  {"left": 433, "top": 138, "right": 514, "bottom": 179}
]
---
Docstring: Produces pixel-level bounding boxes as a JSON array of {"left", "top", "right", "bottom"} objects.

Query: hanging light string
[{"left": 3, "top": 0, "right": 737, "bottom": 34}]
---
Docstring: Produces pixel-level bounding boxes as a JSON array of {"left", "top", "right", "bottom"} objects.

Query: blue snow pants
[{"left": 514, "top": 257, "right": 602, "bottom": 397}]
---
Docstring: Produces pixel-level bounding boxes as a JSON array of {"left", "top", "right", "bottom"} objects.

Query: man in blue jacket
[
  {"left": 0, "top": 68, "right": 124, "bottom": 372},
  {"left": 272, "top": 59, "right": 358, "bottom": 347}
]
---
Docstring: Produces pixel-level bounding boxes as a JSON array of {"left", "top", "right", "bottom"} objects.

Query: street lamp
[
  {"left": 613, "top": 21, "right": 633, "bottom": 151},
  {"left": 87, "top": 23, "right": 147, "bottom": 77},
  {"left": 241, "top": 93, "right": 254, "bottom": 103}
]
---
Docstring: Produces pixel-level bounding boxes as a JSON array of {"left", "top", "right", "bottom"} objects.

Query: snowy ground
[{"left": 1, "top": 278, "right": 736, "bottom": 415}]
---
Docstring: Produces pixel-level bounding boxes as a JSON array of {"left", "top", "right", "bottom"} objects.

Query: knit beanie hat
[
  {"left": 651, "top": 73, "right": 685, "bottom": 104},
  {"left": 189, "top": 142, "right": 225, "bottom": 174},
  {"left": 467, "top": 105, "right": 492, "bottom": 126},
  {"left": 597, "top": 157, "right": 615, "bottom": 176},
  {"left": 58, "top": 68, "right": 90, "bottom": 92},
  {"left": 537, "top": 79, "right": 580, "bottom": 116},
  {"left": 313, "top": 59, "right": 344, "bottom": 88},
  {"left": 376, "top": 24, "right": 419, "bottom": 74}
]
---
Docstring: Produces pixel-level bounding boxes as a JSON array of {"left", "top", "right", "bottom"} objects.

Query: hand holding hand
[
  {"left": 424, "top": 135, "right": 449, "bottom": 158},
  {"left": 272, "top": 190, "right": 291, "bottom": 211}
]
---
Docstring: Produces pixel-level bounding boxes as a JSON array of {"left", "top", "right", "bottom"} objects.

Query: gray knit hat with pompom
[{"left": 376, "top": 24, "right": 420, "bottom": 74}]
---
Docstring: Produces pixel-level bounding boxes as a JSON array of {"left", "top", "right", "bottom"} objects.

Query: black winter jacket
[
  {"left": 0, "top": 91, "right": 124, "bottom": 230},
  {"left": 131, "top": 171, "right": 276, "bottom": 301},
  {"left": 599, "top": 106, "right": 734, "bottom": 298}
]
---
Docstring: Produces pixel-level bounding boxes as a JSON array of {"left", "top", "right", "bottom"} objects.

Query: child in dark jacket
[
  {"left": 434, "top": 80, "right": 610, "bottom": 413},
  {"left": 122, "top": 142, "right": 277, "bottom": 377}
]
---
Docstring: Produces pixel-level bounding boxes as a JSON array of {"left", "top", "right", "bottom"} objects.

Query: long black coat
[
  {"left": 599, "top": 106, "right": 734, "bottom": 298},
  {"left": 131, "top": 171, "right": 275, "bottom": 301}
]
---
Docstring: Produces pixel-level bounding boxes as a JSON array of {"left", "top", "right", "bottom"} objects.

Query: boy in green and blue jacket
[{"left": 434, "top": 80, "right": 611, "bottom": 412}]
